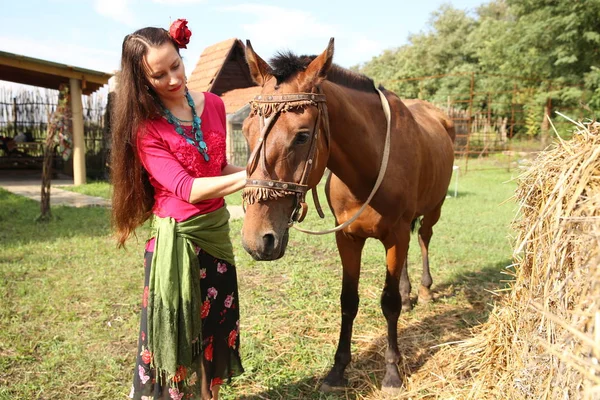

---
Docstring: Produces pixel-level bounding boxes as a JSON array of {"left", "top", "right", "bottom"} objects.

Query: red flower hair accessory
[{"left": 169, "top": 19, "right": 192, "bottom": 49}]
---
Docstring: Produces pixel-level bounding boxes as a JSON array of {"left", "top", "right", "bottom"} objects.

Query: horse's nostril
[{"left": 262, "top": 233, "right": 275, "bottom": 251}]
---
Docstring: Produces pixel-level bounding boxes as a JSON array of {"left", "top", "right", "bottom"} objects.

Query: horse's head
[{"left": 241, "top": 39, "right": 334, "bottom": 261}]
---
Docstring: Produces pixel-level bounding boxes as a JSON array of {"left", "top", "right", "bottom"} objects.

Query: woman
[{"left": 110, "top": 19, "right": 246, "bottom": 400}]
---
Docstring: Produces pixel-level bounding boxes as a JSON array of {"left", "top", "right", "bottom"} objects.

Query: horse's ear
[
  {"left": 245, "top": 40, "right": 272, "bottom": 86},
  {"left": 299, "top": 37, "right": 334, "bottom": 91}
]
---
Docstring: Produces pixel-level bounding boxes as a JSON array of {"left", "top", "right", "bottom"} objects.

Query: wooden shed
[
  {"left": 187, "top": 39, "right": 261, "bottom": 165},
  {"left": 0, "top": 51, "right": 112, "bottom": 184}
]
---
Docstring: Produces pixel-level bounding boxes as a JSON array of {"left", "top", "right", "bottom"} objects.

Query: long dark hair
[{"left": 110, "top": 27, "right": 180, "bottom": 246}]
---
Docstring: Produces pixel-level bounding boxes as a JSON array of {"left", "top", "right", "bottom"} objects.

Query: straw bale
[{"left": 437, "top": 120, "right": 600, "bottom": 399}]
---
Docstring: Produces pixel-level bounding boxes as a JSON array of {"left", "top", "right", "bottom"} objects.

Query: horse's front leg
[
  {"left": 321, "top": 231, "right": 365, "bottom": 391},
  {"left": 380, "top": 225, "right": 410, "bottom": 393}
]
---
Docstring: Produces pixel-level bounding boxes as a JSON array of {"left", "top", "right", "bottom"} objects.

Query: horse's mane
[{"left": 269, "top": 51, "right": 376, "bottom": 92}]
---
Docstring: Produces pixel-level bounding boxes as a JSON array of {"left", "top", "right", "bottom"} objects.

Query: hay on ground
[{"left": 434, "top": 120, "right": 600, "bottom": 399}]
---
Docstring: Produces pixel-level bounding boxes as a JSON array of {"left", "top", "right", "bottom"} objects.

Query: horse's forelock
[{"left": 270, "top": 52, "right": 316, "bottom": 84}]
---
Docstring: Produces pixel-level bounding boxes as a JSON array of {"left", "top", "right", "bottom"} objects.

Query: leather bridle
[
  {"left": 242, "top": 87, "right": 392, "bottom": 234},
  {"left": 243, "top": 91, "right": 330, "bottom": 226}
]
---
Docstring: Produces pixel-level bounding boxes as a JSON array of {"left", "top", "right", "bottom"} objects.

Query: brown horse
[{"left": 240, "top": 38, "right": 455, "bottom": 393}]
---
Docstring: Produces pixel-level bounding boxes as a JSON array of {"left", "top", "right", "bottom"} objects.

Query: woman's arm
[
  {"left": 221, "top": 163, "right": 246, "bottom": 175},
  {"left": 186, "top": 92, "right": 248, "bottom": 203},
  {"left": 138, "top": 127, "right": 247, "bottom": 204},
  {"left": 188, "top": 170, "right": 246, "bottom": 203}
]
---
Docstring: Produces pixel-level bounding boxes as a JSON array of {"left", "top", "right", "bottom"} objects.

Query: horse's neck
[{"left": 324, "top": 84, "right": 387, "bottom": 194}]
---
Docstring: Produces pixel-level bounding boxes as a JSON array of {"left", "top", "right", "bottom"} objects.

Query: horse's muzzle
[{"left": 242, "top": 229, "right": 289, "bottom": 261}]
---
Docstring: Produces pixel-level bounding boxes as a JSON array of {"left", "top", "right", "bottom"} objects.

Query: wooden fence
[
  {"left": 382, "top": 72, "right": 591, "bottom": 171},
  {"left": 0, "top": 88, "right": 108, "bottom": 178}
]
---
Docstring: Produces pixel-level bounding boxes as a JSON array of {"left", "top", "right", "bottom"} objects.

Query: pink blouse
[{"left": 137, "top": 92, "right": 229, "bottom": 251}]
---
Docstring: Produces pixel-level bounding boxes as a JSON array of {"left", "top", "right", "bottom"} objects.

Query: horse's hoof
[
  {"left": 320, "top": 381, "right": 346, "bottom": 393},
  {"left": 381, "top": 385, "right": 403, "bottom": 397},
  {"left": 381, "top": 364, "right": 403, "bottom": 395},
  {"left": 401, "top": 301, "right": 413, "bottom": 312},
  {"left": 321, "top": 369, "right": 348, "bottom": 392},
  {"left": 418, "top": 286, "right": 433, "bottom": 303}
]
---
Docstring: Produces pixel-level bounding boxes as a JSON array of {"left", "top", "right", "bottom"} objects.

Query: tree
[
  {"left": 38, "top": 84, "right": 72, "bottom": 222},
  {"left": 359, "top": 0, "right": 599, "bottom": 136},
  {"left": 361, "top": 4, "right": 479, "bottom": 99}
]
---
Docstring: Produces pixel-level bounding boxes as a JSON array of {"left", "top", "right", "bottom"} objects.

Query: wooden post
[
  {"left": 485, "top": 91, "right": 492, "bottom": 156},
  {"left": 226, "top": 118, "right": 234, "bottom": 165},
  {"left": 465, "top": 72, "right": 475, "bottom": 173},
  {"left": 13, "top": 97, "right": 17, "bottom": 136},
  {"left": 541, "top": 100, "right": 551, "bottom": 147},
  {"left": 487, "top": 92, "right": 491, "bottom": 126},
  {"left": 540, "top": 83, "right": 552, "bottom": 148},
  {"left": 70, "top": 78, "right": 86, "bottom": 185},
  {"left": 510, "top": 82, "right": 517, "bottom": 139}
]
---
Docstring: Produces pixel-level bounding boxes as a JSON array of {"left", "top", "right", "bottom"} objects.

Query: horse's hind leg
[
  {"left": 400, "top": 257, "right": 412, "bottom": 312},
  {"left": 380, "top": 224, "right": 411, "bottom": 393},
  {"left": 321, "top": 231, "right": 365, "bottom": 391},
  {"left": 418, "top": 200, "right": 443, "bottom": 304}
]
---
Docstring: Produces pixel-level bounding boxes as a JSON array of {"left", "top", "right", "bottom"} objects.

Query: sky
[{"left": 1, "top": 0, "right": 487, "bottom": 92}]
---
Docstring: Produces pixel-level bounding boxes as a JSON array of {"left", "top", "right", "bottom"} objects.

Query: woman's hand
[{"left": 188, "top": 170, "right": 246, "bottom": 204}]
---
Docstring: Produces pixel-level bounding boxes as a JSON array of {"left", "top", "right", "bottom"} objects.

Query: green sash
[{"left": 147, "top": 206, "right": 235, "bottom": 380}]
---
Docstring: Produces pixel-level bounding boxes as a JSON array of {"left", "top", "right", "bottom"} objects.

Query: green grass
[
  {"left": 57, "top": 181, "right": 113, "bottom": 199},
  {"left": 0, "top": 160, "right": 518, "bottom": 399},
  {"left": 58, "top": 181, "right": 244, "bottom": 206}
]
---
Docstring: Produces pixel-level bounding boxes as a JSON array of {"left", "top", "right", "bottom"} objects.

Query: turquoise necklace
[{"left": 162, "top": 90, "right": 209, "bottom": 162}]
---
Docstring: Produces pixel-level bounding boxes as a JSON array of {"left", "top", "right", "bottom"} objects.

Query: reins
[
  {"left": 242, "top": 87, "right": 392, "bottom": 235},
  {"left": 294, "top": 88, "right": 391, "bottom": 235}
]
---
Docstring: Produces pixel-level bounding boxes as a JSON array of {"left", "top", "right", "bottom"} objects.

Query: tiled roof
[
  {"left": 221, "top": 86, "right": 262, "bottom": 115},
  {"left": 187, "top": 38, "right": 238, "bottom": 93},
  {"left": 189, "top": 38, "right": 261, "bottom": 114}
]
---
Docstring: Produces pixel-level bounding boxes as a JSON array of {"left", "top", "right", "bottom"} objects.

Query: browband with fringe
[{"left": 250, "top": 93, "right": 326, "bottom": 118}]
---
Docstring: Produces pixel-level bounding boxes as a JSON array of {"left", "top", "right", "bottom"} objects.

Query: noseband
[{"left": 242, "top": 91, "right": 330, "bottom": 225}]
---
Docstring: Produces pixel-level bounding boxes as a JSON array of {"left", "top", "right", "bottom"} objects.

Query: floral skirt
[{"left": 130, "top": 249, "right": 244, "bottom": 400}]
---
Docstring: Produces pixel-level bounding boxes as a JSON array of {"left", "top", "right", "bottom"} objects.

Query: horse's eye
[{"left": 293, "top": 132, "right": 310, "bottom": 146}]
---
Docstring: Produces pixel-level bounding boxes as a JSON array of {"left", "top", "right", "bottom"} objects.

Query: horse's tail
[{"left": 442, "top": 117, "right": 456, "bottom": 143}]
